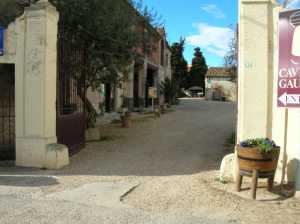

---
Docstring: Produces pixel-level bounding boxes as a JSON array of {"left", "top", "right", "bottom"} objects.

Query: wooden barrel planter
[{"left": 236, "top": 146, "right": 280, "bottom": 199}]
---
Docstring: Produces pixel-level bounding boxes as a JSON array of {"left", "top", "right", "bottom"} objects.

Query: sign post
[
  {"left": 278, "top": 10, "right": 300, "bottom": 107},
  {"left": 278, "top": 9, "right": 300, "bottom": 192},
  {"left": 148, "top": 87, "right": 157, "bottom": 112},
  {"left": 0, "top": 26, "right": 4, "bottom": 56}
]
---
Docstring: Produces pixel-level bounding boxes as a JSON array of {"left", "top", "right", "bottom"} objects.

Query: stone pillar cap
[{"left": 25, "top": 0, "right": 57, "bottom": 15}]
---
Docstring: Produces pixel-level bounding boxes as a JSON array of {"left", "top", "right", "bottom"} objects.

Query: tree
[
  {"left": 0, "top": 1, "right": 24, "bottom": 27},
  {"left": 187, "top": 47, "right": 208, "bottom": 90},
  {"left": 160, "top": 77, "right": 178, "bottom": 105},
  {"left": 224, "top": 27, "right": 238, "bottom": 80},
  {"left": 0, "top": 0, "right": 161, "bottom": 127},
  {"left": 132, "top": 0, "right": 164, "bottom": 27},
  {"left": 170, "top": 38, "right": 188, "bottom": 89},
  {"left": 52, "top": 0, "right": 144, "bottom": 88},
  {"left": 0, "top": 0, "right": 160, "bottom": 87}
]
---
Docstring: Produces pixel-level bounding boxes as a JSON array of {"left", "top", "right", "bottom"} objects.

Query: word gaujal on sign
[{"left": 278, "top": 9, "right": 300, "bottom": 107}]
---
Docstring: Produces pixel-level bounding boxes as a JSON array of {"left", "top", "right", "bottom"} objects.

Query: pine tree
[
  {"left": 170, "top": 38, "right": 188, "bottom": 89},
  {"left": 187, "top": 47, "right": 208, "bottom": 91}
]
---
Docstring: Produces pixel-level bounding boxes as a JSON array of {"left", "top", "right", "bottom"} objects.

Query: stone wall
[
  {"left": 207, "top": 81, "right": 237, "bottom": 102},
  {"left": 0, "top": 0, "right": 69, "bottom": 169}
]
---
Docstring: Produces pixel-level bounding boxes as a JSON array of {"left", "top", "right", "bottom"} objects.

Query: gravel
[{"left": 0, "top": 99, "right": 299, "bottom": 223}]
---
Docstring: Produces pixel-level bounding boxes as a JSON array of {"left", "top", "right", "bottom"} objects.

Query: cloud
[
  {"left": 186, "top": 23, "right": 234, "bottom": 57},
  {"left": 201, "top": 4, "right": 226, "bottom": 19},
  {"left": 287, "top": 0, "right": 300, "bottom": 8}
]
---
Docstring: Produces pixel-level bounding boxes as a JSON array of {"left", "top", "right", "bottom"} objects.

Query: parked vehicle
[
  {"left": 188, "top": 86, "right": 204, "bottom": 98},
  {"left": 197, "top": 91, "right": 204, "bottom": 97}
]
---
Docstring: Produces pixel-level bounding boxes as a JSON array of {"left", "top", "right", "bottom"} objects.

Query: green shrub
[{"left": 160, "top": 77, "right": 179, "bottom": 105}]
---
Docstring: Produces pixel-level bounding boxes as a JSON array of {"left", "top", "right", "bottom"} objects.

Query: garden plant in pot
[
  {"left": 236, "top": 138, "right": 280, "bottom": 200},
  {"left": 119, "top": 108, "right": 131, "bottom": 128}
]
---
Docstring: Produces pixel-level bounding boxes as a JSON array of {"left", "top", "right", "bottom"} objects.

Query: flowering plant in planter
[
  {"left": 117, "top": 107, "right": 131, "bottom": 128},
  {"left": 237, "top": 138, "right": 280, "bottom": 199},
  {"left": 239, "top": 138, "right": 278, "bottom": 153}
]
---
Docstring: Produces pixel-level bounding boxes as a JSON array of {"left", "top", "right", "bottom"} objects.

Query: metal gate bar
[
  {"left": 0, "top": 64, "right": 15, "bottom": 160},
  {"left": 56, "top": 27, "right": 87, "bottom": 155}
]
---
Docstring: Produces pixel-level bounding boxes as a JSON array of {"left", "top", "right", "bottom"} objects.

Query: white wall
[
  {"left": 238, "top": 0, "right": 300, "bottom": 192},
  {"left": 238, "top": 0, "right": 277, "bottom": 141}
]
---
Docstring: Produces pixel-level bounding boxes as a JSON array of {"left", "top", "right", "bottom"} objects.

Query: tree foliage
[
  {"left": 0, "top": 1, "right": 23, "bottom": 27},
  {"left": 170, "top": 38, "right": 188, "bottom": 89},
  {"left": 160, "top": 77, "right": 178, "bottom": 105},
  {"left": 187, "top": 47, "right": 208, "bottom": 90},
  {"left": 0, "top": 0, "right": 160, "bottom": 88},
  {"left": 52, "top": 0, "right": 144, "bottom": 88},
  {"left": 0, "top": 0, "right": 162, "bottom": 127},
  {"left": 224, "top": 28, "right": 238, "bottom": 79},
  {"left": 132, "top": 0, "right": 164, "bottom": 27}
]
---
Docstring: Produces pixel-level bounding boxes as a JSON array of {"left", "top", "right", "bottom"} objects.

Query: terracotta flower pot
[
  {"left": 237, "top": 146, "right": 280, "bottom": 175},
  {"left": 160, "top": 104, "right": 167, "bottom": 114},
  {"left": 121, "top": 112, "right": 131, "bottom": 128},
  {"left": 154, "top": 108, "right": 161, "bottom": 118}
]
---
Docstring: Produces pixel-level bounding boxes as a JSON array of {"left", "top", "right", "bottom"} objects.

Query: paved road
[{"left": 0, "top": 99, "right": 236, "bottom": 224}]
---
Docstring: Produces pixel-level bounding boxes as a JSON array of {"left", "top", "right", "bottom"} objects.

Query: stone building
[
  {"left": 205, "top": 67, "right": 237, "bottom": 102},
  {"left": 90, "top": 16, "right": 172, "bottom": 114},
  {"left": 0, "top": 0, "right": 171, "bottom": 168},
  {"left": 122, "top": 27, "right": 171, "bottom": 111},
  {"left": 206, "top": 67, "right": 236, "bottom": 83}
]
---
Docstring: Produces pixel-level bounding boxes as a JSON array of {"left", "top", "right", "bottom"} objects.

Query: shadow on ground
[{"left": 0, "top": 175, "right": 59, "bottom": 187}]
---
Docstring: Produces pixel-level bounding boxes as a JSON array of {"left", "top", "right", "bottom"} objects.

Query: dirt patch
[{"left": 123, "top": 170, "right": 300, "bottom": 224}]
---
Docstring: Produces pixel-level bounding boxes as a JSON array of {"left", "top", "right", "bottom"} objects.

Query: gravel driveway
[{"left": 1, "top": 99, "right": 299, "bottom": 223}]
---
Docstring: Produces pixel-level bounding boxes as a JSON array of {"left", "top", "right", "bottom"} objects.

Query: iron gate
[
  {"left": 56, "top": 29, "right": 87, "bottom": 155},
  {"left": 0, "top": 64, "right": 15, "bottom": 160}
]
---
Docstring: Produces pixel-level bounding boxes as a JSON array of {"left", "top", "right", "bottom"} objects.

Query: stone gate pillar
[
  {"left": 15, "top": 0, "right": 69, "bottom": 168},
  {"left": 237, "top": 0, "right": 279, "bottom": 141}
]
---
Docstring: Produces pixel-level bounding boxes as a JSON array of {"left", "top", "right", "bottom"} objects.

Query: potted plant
[
  {"left": 153, "top": 107, "right": 161, "bottom": 118},
  {"left": 160, "top": 104, "right": 167, "bottom": 114},
  {"left": 236, "top": 138, "right": 280, "bottom": 199},
  {"left": 119, "top": 108, "right": 131, "bottom": 128}
]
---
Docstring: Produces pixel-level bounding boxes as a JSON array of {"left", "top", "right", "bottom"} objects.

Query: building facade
[
  {"left": 205, "top": 67, "right": 237, "bottom": 101},
  {"left": 0, "top": 1, "right": 171, "bottom": 168},
  {"left": 89, "top": 18, "right": 172, "bottom": 114},
  {"left": 123, "top": 27, "right": 172, "bottom": 111}
]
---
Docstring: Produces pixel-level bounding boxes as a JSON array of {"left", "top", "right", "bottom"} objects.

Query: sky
[{"left": 143, "top": 0, "right": 300, "bottom": 67}]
